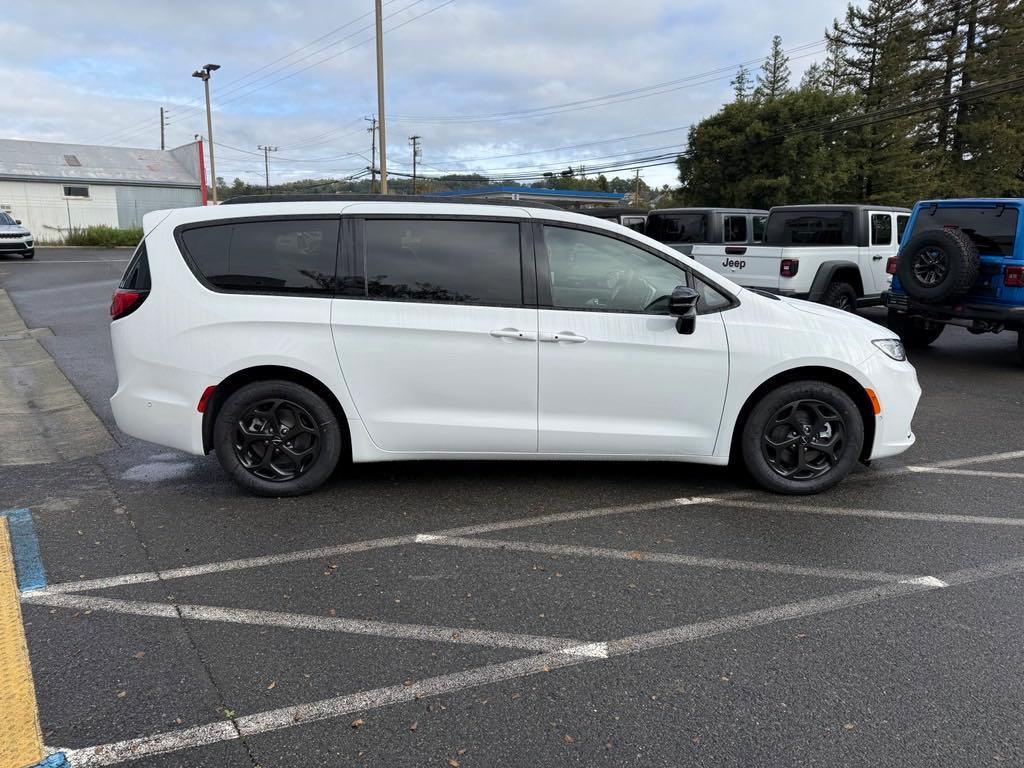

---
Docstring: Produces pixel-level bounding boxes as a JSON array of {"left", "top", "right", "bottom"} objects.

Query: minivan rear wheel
[
  {"left": 213, "top": 380, "right": 342, "bottom": 496},
  {"left": 741, "top": 381, "right": 864, "bottom": 495}
]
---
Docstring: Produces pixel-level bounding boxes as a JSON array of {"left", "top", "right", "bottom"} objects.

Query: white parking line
[
  {"left": 55, "top": 553, "right": 1024, "bottom": 767},
  {"left": 37, "top": 496, "right": 709, "bottom": 595},
  {"left": 906, "top": 466, "right": 1024, "bottom": 479},
  {"left": 21, "top": 592, "right": 597, "bottom": 654},
  {"left": 416, "top": 534, "right": 918, "bottom": 583},
  {"left": 694, "top": 497, "right": 1024, "bottom": 526}
]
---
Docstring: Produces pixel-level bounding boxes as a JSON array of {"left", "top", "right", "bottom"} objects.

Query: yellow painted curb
[{"left": 0, "top": 517, "right": 44, "bottom": 768}]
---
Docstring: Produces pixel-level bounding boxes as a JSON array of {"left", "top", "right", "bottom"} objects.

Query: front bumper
[
  {"left": 860, "top": 350, "right": 921, "bottom": 461},
  {"left": 0, "top": 238, "right": 33, "bottom": 254}
]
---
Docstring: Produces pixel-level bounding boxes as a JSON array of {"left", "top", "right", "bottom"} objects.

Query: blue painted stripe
[
  {"left": 32, "top": 754, "right": 70, "bottom": 768},
  {"left": 1, "top": 508, "right": 47, "bottom": 592}
]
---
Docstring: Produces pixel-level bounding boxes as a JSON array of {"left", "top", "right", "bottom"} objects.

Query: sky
[{"left": 4, "top": 0, "right": 852, "bottom": 189}]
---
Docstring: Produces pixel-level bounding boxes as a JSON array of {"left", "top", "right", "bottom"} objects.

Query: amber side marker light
[{"left": 865, "top": 388, "right": 882, "bottom": 415}]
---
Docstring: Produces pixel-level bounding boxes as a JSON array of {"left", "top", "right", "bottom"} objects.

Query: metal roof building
[
  {"left": 427, "top": 185, "right": 626, "bottom": 208},
  {"left": 0, "top": 138, "right": 204, "bottom": 240}
]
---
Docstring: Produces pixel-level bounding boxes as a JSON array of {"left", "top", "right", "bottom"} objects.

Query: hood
[
  {"left": 0, "top": 223, "right": 30, "bottom": 235},
  {"left": 779, "top": 295, "right": 891, "bottom": 335}
]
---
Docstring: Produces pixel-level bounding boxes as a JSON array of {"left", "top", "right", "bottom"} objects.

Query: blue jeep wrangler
[{"left": 883, "top": 198, "right": 1024, "bottom": 362}]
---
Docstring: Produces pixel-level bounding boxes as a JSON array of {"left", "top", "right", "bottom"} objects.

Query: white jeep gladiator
[{"left": 690, "top": 205, "right": 910, "bottom": 310}]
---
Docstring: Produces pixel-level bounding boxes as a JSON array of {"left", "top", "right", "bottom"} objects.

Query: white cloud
[{"left": 4, "top": 0, "right": 850, "bottom": 187}]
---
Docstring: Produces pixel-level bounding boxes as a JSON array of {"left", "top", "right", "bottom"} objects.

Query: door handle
[
  {"left": 872, "top": 255, "right": 884, "bottom": 261},
  {"left": 540, "top": 331, "right": 588, "bottom": 344},
  {"left": 490, "top": 328, "right": 537, "bottom": 341}
]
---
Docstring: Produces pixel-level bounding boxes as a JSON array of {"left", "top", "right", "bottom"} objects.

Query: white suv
[{"left": 109, "top": 196, "right": 921, "bottom": 496}]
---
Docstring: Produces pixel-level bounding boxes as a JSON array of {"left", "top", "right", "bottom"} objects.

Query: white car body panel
[{"left": 109, "top": 201, "right": 920, "bottom": 477}]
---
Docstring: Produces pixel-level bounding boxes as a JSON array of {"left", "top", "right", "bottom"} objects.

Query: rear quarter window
[
  {"left": 765, "top": 211, "right": 855, "bottom": 246},
  {"left": 180, "top": 218, "right": 340, "bottom": 293},
  {"left": 119, "top": 241, "right": 150, "bottom": 290},
  {"left": 910, "top": 206, "right": 1019, "bottom": 256}
]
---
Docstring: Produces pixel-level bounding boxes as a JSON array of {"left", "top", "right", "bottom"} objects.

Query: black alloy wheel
[
  {"left": 911, "top": 245, "right": 949, "bottom": 288},
  {"left": 233, "top": 398, "right": 322, "bottom": 481},
  {"left": 760, "top": 398, "right": 847, "bottom": 481}
]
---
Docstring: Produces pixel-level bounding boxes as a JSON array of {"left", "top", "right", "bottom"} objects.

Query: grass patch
[{"left": 61, "top": 226, "right": 143, "bottom": 247}]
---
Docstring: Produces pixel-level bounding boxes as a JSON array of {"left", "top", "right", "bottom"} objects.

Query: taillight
[
  {"left": 886, "top": 257, "right": 898, "bottom": 275},
  {"left": 110, "top": 289, "right": 148, "bottom": 320},
  {"left": 780, "top": 259, "right": 799, "bottom": 278},
  {"left": 1005, "top": 266, "right": 1024, "bottom": 287}
]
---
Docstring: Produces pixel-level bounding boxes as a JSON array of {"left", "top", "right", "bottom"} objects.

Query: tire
[
  {"left": 213, "top": 380, "right": 342, "bottom": 497},
  {"left": 896, "top": 228, "right": 979, "bottom": 303},
  {"left": 1018, "top": 331, "right": 1024, "bottom": 366},
  {"left": 820, "top": 281, "right": 857, "bottom": 312},
  {"left": 887, "top": 310, "right": 944, "bottom": 347},
  {"left": 741, "top": 381, "right": 864, "bottom": 495}
]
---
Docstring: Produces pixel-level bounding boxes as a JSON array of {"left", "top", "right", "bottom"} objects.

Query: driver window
[{"left": 543, "top": 225, "right": 687, "bottom": 314}]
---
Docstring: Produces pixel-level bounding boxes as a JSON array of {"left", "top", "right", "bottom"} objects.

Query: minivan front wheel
[
  {"left": 741, "top": 381, "right": 864, "bottom": 495},
  {"left": 213, "top": 380, "right": 342, "bottom": 496}
]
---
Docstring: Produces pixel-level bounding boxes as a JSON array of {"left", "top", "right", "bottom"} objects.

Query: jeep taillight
[
  {"left": 886, "top": 257, "right": 898, "bottom": 275},
  {"left": 1005, "top": 266, "right": 1024, "bottom": 287},
  {"left": 110, "top": 289, "right": 148, "bottom": 320},
  {"left": 780, "top": 259, "right": 798, "bottom": 278}
]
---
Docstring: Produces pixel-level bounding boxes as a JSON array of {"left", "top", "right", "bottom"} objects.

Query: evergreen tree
[
  {"left": 755, "top": 35, "right": 792, "bottom": 101},
  {"left": 820, "top": 37, "right": 850, "bottom": 96},
  {"left": 800, "top": 62, "right": 825, "bottom": 91},
  {"left": 731, "top": 65, "right": 753, "bottom": 101}
]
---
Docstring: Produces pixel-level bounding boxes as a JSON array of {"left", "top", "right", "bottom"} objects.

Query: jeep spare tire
[{"left": 896, "top": 228, "right": 979, "bottom": 303}]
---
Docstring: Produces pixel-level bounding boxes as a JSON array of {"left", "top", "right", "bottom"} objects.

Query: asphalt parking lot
[{"left": 2, "top": 247, "right": 1024, "bottom": 768}]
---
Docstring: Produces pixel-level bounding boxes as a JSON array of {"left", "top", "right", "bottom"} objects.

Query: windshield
[
  {"left": 765, "top": 211, "right": 855, "bottom": 246},
  {"left": 0, "top": 212, "right": 15, "bottom": 225},
  {"left": 645, "top": 213, "right": 708, "bottom": 244},
  {"left": 911, "top": 205, "right": 1019, "bottom": 256}
]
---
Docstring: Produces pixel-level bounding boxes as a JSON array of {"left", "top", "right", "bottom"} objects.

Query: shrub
[{"left": 62, "top": 226, "right": 143, "bottom": 248}]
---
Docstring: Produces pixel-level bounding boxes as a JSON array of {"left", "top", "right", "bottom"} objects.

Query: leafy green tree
[{"left": 731, "top": 65, "right": 753, "bottom": 101}]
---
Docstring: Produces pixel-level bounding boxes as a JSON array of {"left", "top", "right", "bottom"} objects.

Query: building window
[
  {"left": 63, "top": 154, "right": 82, "bottom": 167},
  {"left": 63, "top": 185, "right": 90, "bottom": 198}
]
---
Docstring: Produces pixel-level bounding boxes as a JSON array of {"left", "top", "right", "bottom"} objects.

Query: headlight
[{"left": 872, "top": 338, "right": 907, "bottom": 361}]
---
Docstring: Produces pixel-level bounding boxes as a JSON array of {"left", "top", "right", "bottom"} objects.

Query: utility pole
[
  {"left": 409, "top": 135, "right": 421, "bottom": 194},
  {"left": 192, "top": 63, "right": 221, "bottom": 203},
  {"left": 374, "top": 0, "right": 388, "bottom": 194},
  {"left": 160, "top": 107, "right": 166, "bottom": 151},
  {"left": 634, "top": 169, "right": 641, "bottom": 204},
  {"left": 258, "top": 145, "right": 278, "bottom": 189},
  {"left": 366, "top": 117, "right": 378, "bottom": 193}
]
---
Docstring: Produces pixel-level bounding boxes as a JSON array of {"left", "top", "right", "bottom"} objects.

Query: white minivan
[{"left": 109, "top": 196, "right": 921, "bottom": 496}]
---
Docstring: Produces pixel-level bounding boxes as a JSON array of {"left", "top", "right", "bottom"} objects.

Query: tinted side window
[
  {"left": 622, "top": 216, "right": 646, "bottom": 233},
  {"left": 364, "top": 219, "right": 522, "bottom": 305},
  {"left": 119, "top": 241, "right": 150, "bottom": 290},
  {"left": 752, "top": 215, "right": 767, "bottom": 242},
  {"left": 910, "top": 206, "right": 1019, "bottom": 256},
  {"left": 544, "top": 226, "right": 686, "bottom": 314},
  {"left": 724, "top": 216, "right": 747, "bottom": 243},
  {"left": 181, "top": 219, "right": 339, "bottom": 293},
  {"left": 766, "top": 211, "right": 855, "bottom": 246},
  {"left": 871, "top": 213, "right": 892, "bottom": 245},
  {"left": 646, "top": 213, "right": 708, "bottom": 244},
  {"left": 896, "top": 215, "right": 910, "bottom": 243}
]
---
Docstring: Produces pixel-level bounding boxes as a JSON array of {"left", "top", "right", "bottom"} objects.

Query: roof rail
[{"left": 219, "top": 193, "right": 563, "bottom": 210}]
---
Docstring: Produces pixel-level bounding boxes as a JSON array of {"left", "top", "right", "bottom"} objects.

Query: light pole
[
  {"left": 192, "top": 63, "right": 221, "bottom": 203},
  {"left": 374, "top": 0, "right": 388, "bottom": 194}
]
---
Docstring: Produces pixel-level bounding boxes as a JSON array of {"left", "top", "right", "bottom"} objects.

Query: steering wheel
[{"left": 608, "top": 268, "right": 636, "bottom": 306}]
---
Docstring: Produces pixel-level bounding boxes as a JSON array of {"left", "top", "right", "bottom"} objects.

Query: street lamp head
[
  {"left": 204, "top": 64, "right": 221, "bottom": 72},
  {"left": 191, "top": 70, "right": 207, "bottom": 80}
]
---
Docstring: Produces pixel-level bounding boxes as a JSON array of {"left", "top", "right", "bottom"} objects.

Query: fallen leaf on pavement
[{"left": 351, "top": 718, "right": 365, "bottom": 729}]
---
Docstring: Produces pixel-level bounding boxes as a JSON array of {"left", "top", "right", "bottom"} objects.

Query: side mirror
[
  {"left": 14, "top": 219, "right": 21, "bottom": 224},
  {"left": 668, "top": 285, "right": 700, "bottom": 335}
]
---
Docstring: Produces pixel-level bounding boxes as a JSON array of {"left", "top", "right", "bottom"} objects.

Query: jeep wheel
[
  {"left": 1018, "top": 331, "right": 1024, "bottom": 366},
  {"left": 213, "top": 380, "right": 342, "bottom": 497},
  {"left": 896, "top": 228, "right": 979, "bottom": 303},
  {"left": 887, "top": 310, "right": 944, "bottom": 348},
  {"left": 821, "top": 281, "right": 857, "bottom": 312},
  {"left": 741, "top": 381, "right": 864, "bottom": 495}
]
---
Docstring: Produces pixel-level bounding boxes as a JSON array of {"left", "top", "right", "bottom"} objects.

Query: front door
[
  {"left": 331, "top": 216, "right": 538, "bottom": 454},
  {"left": 536, "top": 224, "right": 730, "bottom": 456}
]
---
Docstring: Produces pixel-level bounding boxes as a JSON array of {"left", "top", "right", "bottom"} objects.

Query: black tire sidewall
[
  {"left": 213, "top": 380, "right": 342, "bottom": 497},
  {"left": 741, "top": 381, "right": 864, "bottom": 495},
  {"left": 896, "top": 229, "right": 979, "bottom": 303},
  {"left": 822, "top": 281, "right": 857, "bottom": 312}
]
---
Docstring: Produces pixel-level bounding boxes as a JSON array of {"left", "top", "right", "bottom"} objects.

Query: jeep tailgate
[{"left": 690, "top": 245, "right": 783, "bottom": 290}]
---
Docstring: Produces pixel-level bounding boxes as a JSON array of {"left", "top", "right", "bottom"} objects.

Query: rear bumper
[{"left": 883, "top": 290, "right": 1024, "bottom": 325}]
